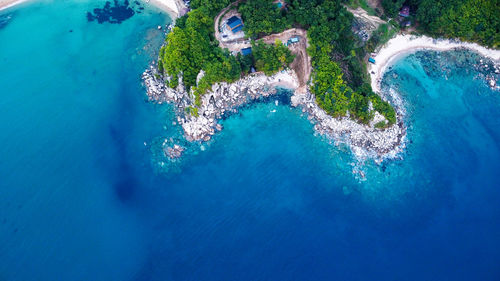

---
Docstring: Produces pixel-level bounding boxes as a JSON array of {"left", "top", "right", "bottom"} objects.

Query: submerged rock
[{"left": 164, "top": 144, "right": 185, "bottom": 159}]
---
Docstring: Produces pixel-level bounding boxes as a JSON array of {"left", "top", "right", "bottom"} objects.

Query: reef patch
[{"left": 86, "top": 0, "right": 143, "bottom": 24}]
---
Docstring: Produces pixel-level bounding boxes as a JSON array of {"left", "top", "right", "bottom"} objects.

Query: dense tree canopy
[
  {"left": 158, "top": 1, "right": 295, "bottom": 111},
  {"left": 189, "top": 0, "right": 232, "bottom": 16},
  {"left": 381, "top": 0, "right": 405, "bottom": 18},
  {"left": 238, "top": 0, "right": 396, "bottom": 125},
  {"left": 159, "top": 9, "right": 217, "bottom": 90},
  {"left": 235, "top": 0, "right": 497, "bottom": 124},
  {"left": 160, "top": 0, "right": 399, "bottom": 123},
  {"left": 416, "top": 0, "right": 500, "bottom": 47},
  {"left": 379, "top": 0, "right": 499, "bottom": 47},
  {"left": 311, "top": 51, "right": 350, "bottom": 117},
  {"left": 252, "top": 39, "right": 295, "bottom": 75},
  {"left": 238, "top": 0, "right": 290, "bottom": 38}
]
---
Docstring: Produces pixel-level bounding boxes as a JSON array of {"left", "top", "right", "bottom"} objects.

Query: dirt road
[
  {"left": 214, "top": 3, "right": 311, "bottom": 88},
  {"left": 214, "top": 0, "right": 250, "bottom": 52}
]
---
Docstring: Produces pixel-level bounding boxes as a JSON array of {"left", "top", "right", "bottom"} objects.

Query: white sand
[
  {"left": 145, "top": 0, "right": 186, "bottom": 19},
  {"left": 0, "top": 0, "right": 32, "bottom": 11},
  {"left": 369, "top": 34, "right": 500, "bottom": 93},
  {"left": 268, "top": 70, "right": 300, "bottom": 90}
]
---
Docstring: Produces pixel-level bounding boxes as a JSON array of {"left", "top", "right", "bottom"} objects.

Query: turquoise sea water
[{"left": 1, "top": 1, "right": 499, "bottom": 280}]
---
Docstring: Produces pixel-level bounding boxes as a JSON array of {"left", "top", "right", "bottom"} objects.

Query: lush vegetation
[
  {"left": 159, "top": 7, "right": 242, "bottom": 107},
  {"left": 239, "top": 0, "right": 396, "bottom": 125},
  {"left": 160, "top": 10, "right": 208, "bottom": 89},
  {"left": 311, "top": 52, "right": 351, "bottom": 118},
  {"left": 252, "top": 40, "right": 295, "bottom": 75},
  {"left": 193, "top": 50, "right": 241, "bottom": 106},
  {"left": 158, "top": 0, "right": 497, "bottom": 124},
  {"left": 416, "top": 0, "right": 499, "bottom": 47},
  {"left": 238, "top": 0, "right": 290, "bottom": 38},
  {"left": 189, "top": 0, "right": 231, "bottom": 17},
  {"left": 158, "top": 2, "right": 294, "bottom": 110},
  {"left": 380, "top": 0, "right": 499, "bottom": 47},
  {"left": 159, "top": 0, "right": 398, "bottom": 124},
  {"left": 365, "top": 22, "right": 399, "bottom": 53},
  {"left": 381, "top": 0, "right": 405, "bottom": 18}
]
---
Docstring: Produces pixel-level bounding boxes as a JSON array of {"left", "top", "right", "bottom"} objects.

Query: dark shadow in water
[
  {"left": 108, "top": 122, "right": 138, "bottom": 203},
  {"left": 114, "top": 177, "right": 136, "bottom": 202},
  {"left": 105, "top": 64, "right": 143, "bottom": 203},
  {"left": 87, "top": 0, "right": 142, "bottom": 24},
  {"left": 0, "top": 13, "right": 13, "bottom": 29}
]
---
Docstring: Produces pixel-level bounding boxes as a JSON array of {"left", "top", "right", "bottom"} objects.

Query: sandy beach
[
  {"left": 0, "top": 0, "right": 186, "bottom": 18},
  {"left": 369, "top": 34, "right": 500, "bottom": 93},
  {"left": 0, "top": 0, "right": 32, "bottom": 11},
  {"left": 146, "top": 0, "right": 186, "bottom": 19}
]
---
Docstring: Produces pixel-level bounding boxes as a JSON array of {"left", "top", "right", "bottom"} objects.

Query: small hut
[
  {"left": 399, "top": 6, "right": 410, "bottom": 17},
  {"left": 241, "top": 47, "right": 252, "bottom": 56}
]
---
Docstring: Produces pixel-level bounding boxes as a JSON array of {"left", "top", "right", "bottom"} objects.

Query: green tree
[
  {"left": 381, "top": 0, "right": 405, "bottom": 18},
  {"left": 416, "top": 0, "right": 500, "bottom": 47},
  {"left": 238, "top": 0, "right": 290, "bottom": 38},
  {"left": 190, "top": 0, "right": 232, "bottom": 17},
  {"left": 252, "top": 40, "right": 295, "bottom": 75}
]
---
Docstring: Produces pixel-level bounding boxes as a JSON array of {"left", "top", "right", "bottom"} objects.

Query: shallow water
[{"left": 0, "top": 1, "right": 499, "bottom": 280}]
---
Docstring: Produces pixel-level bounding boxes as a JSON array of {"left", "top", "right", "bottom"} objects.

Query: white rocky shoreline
[{"left": 143, "top": 63, "right": 406, "bottom": 161}]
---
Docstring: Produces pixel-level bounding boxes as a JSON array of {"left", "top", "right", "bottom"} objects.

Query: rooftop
[
  {"left": 232, "top": 25, "right": 244, "bottom": 33},
  {"left": 241, "top": 47, "right": 252, "bottom": 55},
  {"left": 227, "top": 16, "right": 243, "bottom": 31},
  {"left": 399, "top": 6, "right": 410, "bottom": 17}
]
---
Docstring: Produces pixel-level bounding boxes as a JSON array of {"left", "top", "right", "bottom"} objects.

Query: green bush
[
  {"left": 370, "top": 95, "right": 396, "bottom": 125},
  {"left": 159, "top": 0, "right": 400, "bottom": 126},
  {"left": 416, "top": 0, "right": 500, "bottom": 47},
  {"left": 238, "top": 0, "right": 290, "bottom": 38},
  {"left": 252, "top": 40, "right": 295, "bottom": 75},
  {"left": 374, "top": 121, "right": 387, "bottom": 129},
  {"left": 185, "top": 106, "right": 199, "bottom": 117}
]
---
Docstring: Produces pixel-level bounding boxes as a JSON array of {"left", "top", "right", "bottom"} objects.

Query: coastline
[
  {"left": 0, "top": 0, "right": 31, "bottom": 11},
  {"left": 0, "top": 0, "right": 186, "bottom": 19},
  {"left": 369, "top": 34, "right": 500, "bottom": 94},
  {"left": 143, "top": 64, "right": 406, "bottom": 162},
  {"left": 145, "top": 0, "right": 186, "bottom": 20}
]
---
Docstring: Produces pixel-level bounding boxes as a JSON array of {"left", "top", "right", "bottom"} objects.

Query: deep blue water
[{"left": 1, "top": 1, "right": 499, "bottom": 280}]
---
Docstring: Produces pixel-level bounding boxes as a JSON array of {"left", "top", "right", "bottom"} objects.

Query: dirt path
[
  {"left": 261, "top": 28, "right": 311, "bottom": 88},
  {"left": 346, "top": 6, "right": 385, "bottom": 30},
  {"left": 214, "top": 3, "right": 311, "bottom": 88}
]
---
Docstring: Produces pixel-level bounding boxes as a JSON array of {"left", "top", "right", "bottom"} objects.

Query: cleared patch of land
[{"left": 346, "top": 6, "right": 386, "bottom": 39}]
